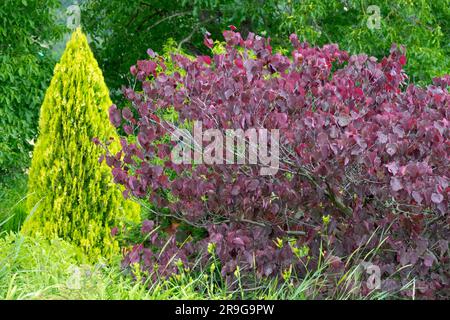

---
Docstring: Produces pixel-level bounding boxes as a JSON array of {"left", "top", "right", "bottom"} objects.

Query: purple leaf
[
  {"left": 109, "top": 104, "right": 122, "bottom": 127},
  {"left": 141, "top": 220, "right": 155, "bottom": 235},
  {"left": 431, "top": 192, "right": 444, "bottom": 204},
  {"left": 390, "top": 177, "right": 403, "bottom": 192},
  {"left": 232, "top": 237, "right": 245, "bottom": 246}
]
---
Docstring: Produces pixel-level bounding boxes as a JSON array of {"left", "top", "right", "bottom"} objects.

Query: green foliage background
[
  {"left": 274, "top": 0, "right": 450, "bottom": 84},
  {"left": 0, "top": 0, "right": 64, "bottom": 175},
  {"left": 80, "top": 0, "right": 449, "bottom": 99},
  {"left": 21, "top": 29, "right": 140, "bottom": 261}
]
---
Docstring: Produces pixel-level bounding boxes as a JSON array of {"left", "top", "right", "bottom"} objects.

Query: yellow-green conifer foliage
[{"left": 22, "top": 28, "right": 139, "bottom": 260}]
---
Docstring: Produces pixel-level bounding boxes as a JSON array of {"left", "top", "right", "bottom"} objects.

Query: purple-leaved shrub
[{"left": 100, "top": 28, "right": 449, "bottom": 298}]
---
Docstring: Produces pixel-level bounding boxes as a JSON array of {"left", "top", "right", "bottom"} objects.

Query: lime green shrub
[{"left": 21, "top": 28, "right": 140, "bottom": 260}]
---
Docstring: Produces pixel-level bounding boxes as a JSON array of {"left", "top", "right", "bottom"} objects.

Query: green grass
[
  {"left": 0, "top": 173, "right": 28, "bottom": 233},
  {"left": 0, "top": 232, "right": 312, "bottom": 300},
  {"left": 0, "top": 230, "right": 409, "bottom": 300},
  {"left": 0, "top": 176, "right": 409, "bottom": 300}
]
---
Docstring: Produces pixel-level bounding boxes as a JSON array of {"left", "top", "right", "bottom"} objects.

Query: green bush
[{"left": 21, "top": 28, "right": 140, "bottom": 261}]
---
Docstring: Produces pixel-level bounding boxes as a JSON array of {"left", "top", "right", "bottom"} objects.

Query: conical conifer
[{"left": 22, "top": 28, "right": 139, "bottom": 260}]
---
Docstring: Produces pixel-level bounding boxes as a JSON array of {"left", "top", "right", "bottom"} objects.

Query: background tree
[
  {"left": 80, "top": 0, "right": 449, "bottom": 100},
  {"left": 0, "top": 0, "right": 65, "bottom": 177},
  {"left": 22, "top": 29, "right": 140, "bottom": 260},
  {"left": 275, "top": 0, "right": 450, "bottom": 84},
  {"left": 79, "top": 0, "right": 284, "bottom": 100}
]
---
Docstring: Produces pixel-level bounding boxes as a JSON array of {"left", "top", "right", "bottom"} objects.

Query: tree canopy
[
  {"left": 80, "top": 0, "right": 449, "bottom": 100},
  {"left": 0, "top": 0, "right": 64, "bottom": 175}
]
